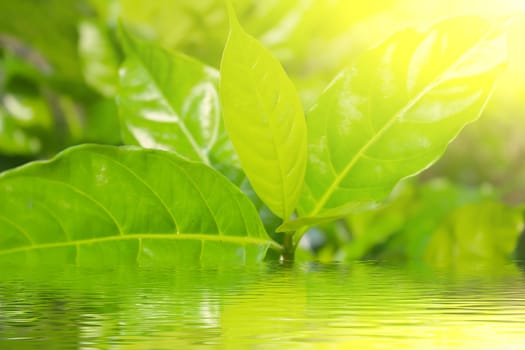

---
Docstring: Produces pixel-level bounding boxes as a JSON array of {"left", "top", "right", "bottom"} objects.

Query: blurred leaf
[
  {"left": 0, "top": 0, "right": 86, "bottom": 91},
  {"left": 342, "top": 182, "right": 415, "bottom": 260},
  {"left": 118, "top": 28, "right": 241, "bottom": 180},
  {"left": 0, "top": 145, "right": 278, "bottom": 266},
  {"left": 0, "top": 91, "right": 53, "bottom": 156},
  {"left": 0, "top": 108, "right": 42, "bottom": 155},
  {"left": 94, "top": 0, "right": 249, "bottom": 66},
  {"left": 424, "top": 201, "right": 523, "bottom": 267},
  {"left": 293, "top": 17, "right": 508, "bottom": 229},
  {"left": 1, "top": 51, "right": 48, "bottom": 84},
  {"left": 220, "top": 5, "right": 307, "bottom": 220},
  {"left": 83, "top": 98, "right": 121, "bottom": 145},
  {"left": 78, "top": 20, "right": 120, "bottom": 97},
  {"left": 378, "top": 180, "right": 497, "bottom": 261}
]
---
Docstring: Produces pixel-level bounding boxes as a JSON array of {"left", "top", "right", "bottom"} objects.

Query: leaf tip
[{"left": 225, "top": 0, "right": 241, "bottom": 31}]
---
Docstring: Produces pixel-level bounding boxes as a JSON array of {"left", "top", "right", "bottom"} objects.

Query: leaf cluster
[{"left": 0, "top": 1, "right": 522, "bottom": 266}]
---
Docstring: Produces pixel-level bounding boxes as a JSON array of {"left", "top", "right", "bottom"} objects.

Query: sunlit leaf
[
  {"left": 118, "top": 28, "right": 241, "bottom": 181},
  {"left": 292, "top": 17, "right": 508, "bottom": 229},
  {"left": 220, "top": 4, "right": 307, "bottom": 220},
  {"left": 0, "top": 145, "right": 279, "bottom": 266}
]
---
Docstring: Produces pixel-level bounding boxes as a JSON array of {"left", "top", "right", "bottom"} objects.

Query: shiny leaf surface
[
  {"left": 118, "top": 28, "right": 239, "bottom": 177},
  {"left": 295, "top": 17, "right": 508, "bottom": 228},
  {"left": 0, "top": 145, "right": 278, "bottom": 266},
  {"left": 220, "top": 5, "right": 307, "bottom": 220}
]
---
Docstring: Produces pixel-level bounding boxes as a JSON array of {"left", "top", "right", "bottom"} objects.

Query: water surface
[{"left": 1, "top": 262, "right": 525, "bottom": 349}]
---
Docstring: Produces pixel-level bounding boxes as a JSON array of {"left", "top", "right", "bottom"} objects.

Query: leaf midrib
[
  {"left": 250, "top": 55, "right": 290, "bottom": 219},
  {"left": 228, "top": 30, "right": 298, "bottom": 219},
  {"left": 0, "top": 233, "right": 282, "bottom": 256},
  {"left": 128, "top": 42, "right": 212, "bottom": 166},
  {"left": 307, "top": 25, "right": 500, "bottom": 218}
]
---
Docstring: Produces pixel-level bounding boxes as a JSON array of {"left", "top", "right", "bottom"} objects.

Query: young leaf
[
  {"left": 0, "top": 145, "right": 279, "bottom": 266},
  {"left": 220, "top": 4, "right": 307, "bottom": 220},
  {"left": 288, "top": 17, "right": 508, "bottom": 230},
  {"left": 118, "top": 27, "right": 240, "bottom": 180}
]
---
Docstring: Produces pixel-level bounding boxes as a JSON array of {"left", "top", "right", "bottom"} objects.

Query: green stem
[{"left": 281, "top": 232, "right": 296, "bottom": 262}]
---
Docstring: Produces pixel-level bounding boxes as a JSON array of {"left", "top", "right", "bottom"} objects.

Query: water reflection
[{"left": 1, "top": 262, "right": 525, "bottom": 349}]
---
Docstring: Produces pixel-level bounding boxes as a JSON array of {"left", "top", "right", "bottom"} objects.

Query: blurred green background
[{"left": 1, "top": 0, "right": 524, "bottom": 264}]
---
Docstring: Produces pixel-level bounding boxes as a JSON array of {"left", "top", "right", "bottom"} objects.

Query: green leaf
[
  {"left": 0, "top": 145, "right": 279, "bottom": 266},
  {"left": 294, "top": 17, "right": 508, "bottom": 228},
  {"left": 424, "top": 201, "right": 523, "bottom": 267},
  {"left": 118, "top": 28, "right": 241, "bottom": 181},
  {"left": 78, "top": 20, "right": 120, "bottom": 97},
  {"left": 220, "top": 4, "right": 307, "bottom": 220}
]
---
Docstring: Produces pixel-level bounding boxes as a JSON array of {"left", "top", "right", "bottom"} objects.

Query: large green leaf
[
  {"left": 0, "top": 145, "right": 279, "bottom": 266},
  {"left": 118, "top": 28, "right": 240, "bottom": 180},
  {"left": 220, "top": 4, "right": 307, "bottom": 220},
  {"left": 285, "top": 17, "right": 508, "bottom": 231}
]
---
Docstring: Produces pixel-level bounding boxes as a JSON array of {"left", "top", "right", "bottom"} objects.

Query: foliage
[
  {"left": 0, "top": 145, "right": 276, "bottom": 266},
  {"left": 302, "top": 179, "right": 522, "bottom": 266},
  {"left": 0, "top": 0, "right": 523, "bottom": 266},
  {"left": 220, "top": 3, "right": 307, "bottom": 220}
]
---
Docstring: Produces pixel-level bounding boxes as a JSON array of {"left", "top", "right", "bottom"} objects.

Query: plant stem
[{"left": 281, "top": 232, "right": 296, "bottom": 262}]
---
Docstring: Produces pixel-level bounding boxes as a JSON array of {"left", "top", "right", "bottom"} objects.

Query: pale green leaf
[
  {"left": 220, "top": 4, "right": 307, "bottom": 220},
  {"left": 118, "top": 28, "right": 241, "bottom": 181},
  {"left": 0, "top": 145, "right": 279, "bottom": 266},
  {"left": 294, "top": 17, "right": 508, "bottom": 227}
]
